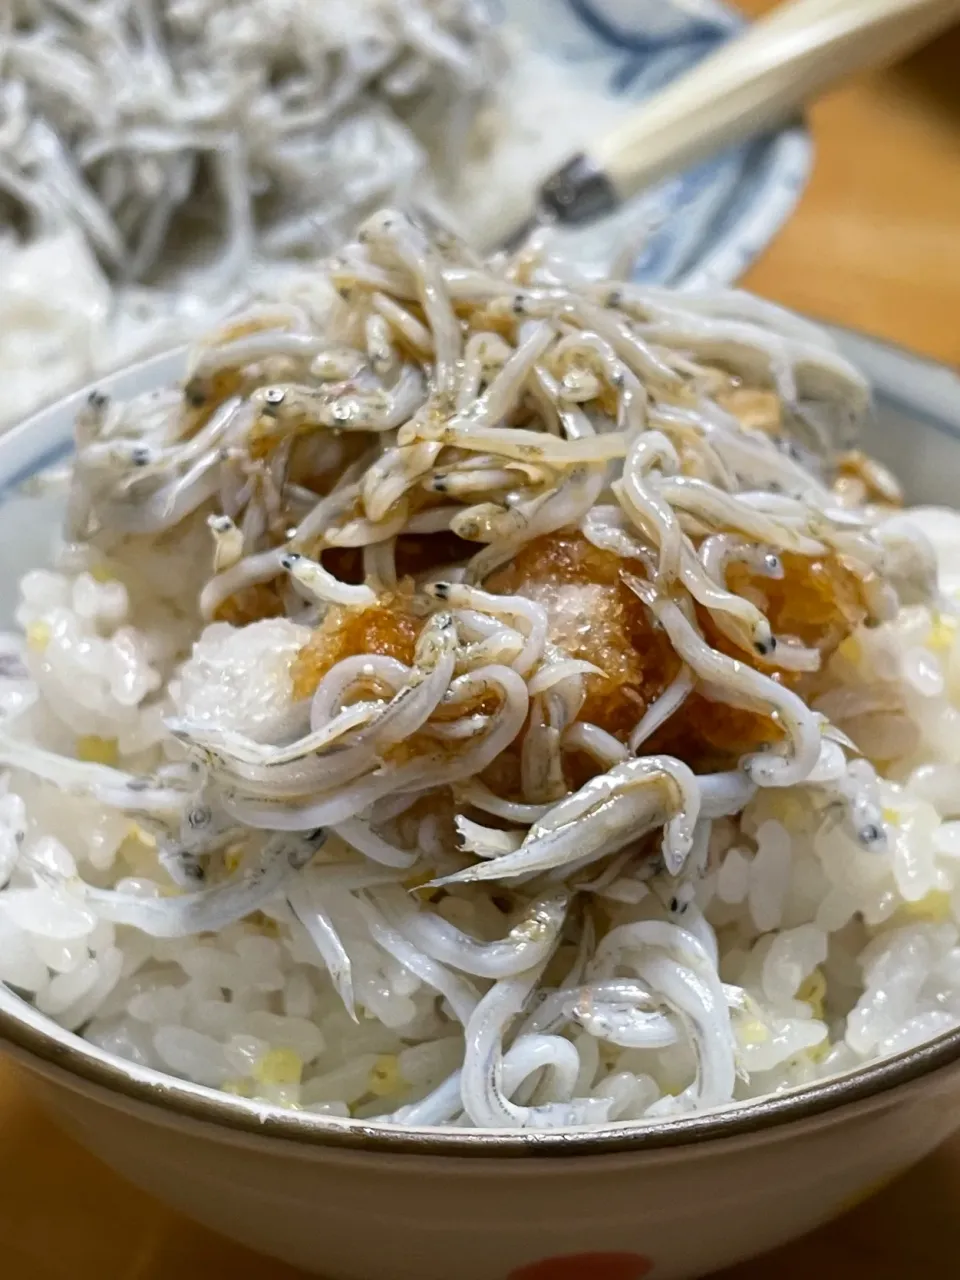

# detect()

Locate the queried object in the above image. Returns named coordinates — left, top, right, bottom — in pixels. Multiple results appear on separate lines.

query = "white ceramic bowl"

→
left=2, top=333, right=960, bottom=1280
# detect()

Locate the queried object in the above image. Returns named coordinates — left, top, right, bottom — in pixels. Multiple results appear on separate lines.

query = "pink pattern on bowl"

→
left=507, top=1250, right=654, bottom=1280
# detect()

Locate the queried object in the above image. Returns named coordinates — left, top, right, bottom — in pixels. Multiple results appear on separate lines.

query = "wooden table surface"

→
left=4, top=7, right=960, bottom=1279
left=741, top=0, right=960, bottom=366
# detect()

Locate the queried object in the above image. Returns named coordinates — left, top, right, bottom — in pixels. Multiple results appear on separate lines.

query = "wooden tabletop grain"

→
left=740, top=0, right=960, bottom=366
left=3, top=6, right=960, bottom=1279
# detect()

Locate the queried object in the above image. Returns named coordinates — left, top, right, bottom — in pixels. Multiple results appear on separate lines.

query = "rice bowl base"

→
left=5, top=954, right=960, bottom=1280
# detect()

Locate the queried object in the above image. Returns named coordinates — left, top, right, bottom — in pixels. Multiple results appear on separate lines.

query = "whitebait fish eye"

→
left=2, top=206, right=949, bottom=1135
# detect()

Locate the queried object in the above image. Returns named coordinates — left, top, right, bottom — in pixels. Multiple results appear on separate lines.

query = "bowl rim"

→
left=5, top=982, right=960, bottom=1157
left=3, top=333, right=960, bottom=1159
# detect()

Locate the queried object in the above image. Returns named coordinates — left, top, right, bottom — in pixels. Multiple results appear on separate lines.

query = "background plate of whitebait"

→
left=0, top=0, right=810, bottom=434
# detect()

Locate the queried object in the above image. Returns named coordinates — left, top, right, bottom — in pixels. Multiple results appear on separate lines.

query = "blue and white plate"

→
left=503, top=0, right=811, bottom=285
left=0, top=0, right=809, bottom=440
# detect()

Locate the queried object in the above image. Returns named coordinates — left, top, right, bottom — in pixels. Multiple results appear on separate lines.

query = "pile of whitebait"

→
left=1, top=208, right=955, bottom=1129
left=0, top=0, right=504, bottom=424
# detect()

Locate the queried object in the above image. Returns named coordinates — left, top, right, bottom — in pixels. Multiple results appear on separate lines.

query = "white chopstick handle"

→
left=591, top=0, right=960, bottom=201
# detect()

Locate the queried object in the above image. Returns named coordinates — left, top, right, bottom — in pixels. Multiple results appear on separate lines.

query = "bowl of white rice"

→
left=2, top=217, right=960, bottom=1280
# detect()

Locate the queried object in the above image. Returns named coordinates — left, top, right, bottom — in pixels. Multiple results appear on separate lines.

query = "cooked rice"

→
left=2, top=210, right=960, bottom=1129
